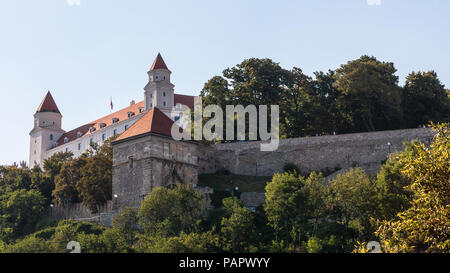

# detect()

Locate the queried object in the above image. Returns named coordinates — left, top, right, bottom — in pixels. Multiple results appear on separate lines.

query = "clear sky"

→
left=0, top=0, right=449, bottom=165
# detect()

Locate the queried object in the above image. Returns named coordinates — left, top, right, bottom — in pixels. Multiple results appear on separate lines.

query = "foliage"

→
left=139, top=185, right=205, bottom=237
left=112, top=207, right=139, bottom=246
left=402, top=71, right=450, bottom=128
left=200, top=56, right=450, bottom=138
left=51, top=139, right=113, bottom=212
left=329, top=168, right=378, bottom=240
left=220, top=197, right=256, bottom=252
left=333, top=55, right=403, bottom=132
left=0, top=189, right=45, bottom=237
left=136, top=231, right=221, bottom=253
left=376, top=123, right=450, bottom=253
left=264, top=172, right=307, bottom=250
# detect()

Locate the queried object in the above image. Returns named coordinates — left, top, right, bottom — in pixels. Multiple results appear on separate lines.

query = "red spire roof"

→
left=114, top=107, right=181, bottom=142
left=150, top=53, right=169, bottom=70
left=37, top=91, right=60, bottom=113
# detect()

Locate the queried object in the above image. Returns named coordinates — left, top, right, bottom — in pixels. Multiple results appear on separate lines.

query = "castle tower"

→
left=29, top=91, right=65, bottom=168
left=144, top=53, right=174, bottom=112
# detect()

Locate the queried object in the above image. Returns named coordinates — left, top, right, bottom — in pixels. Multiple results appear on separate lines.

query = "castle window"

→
left=163, top=101, right=166, bottom=106
left=50, top=134, right=53, bottom=141
left=155, top=76, right=158, bottom=80
left=113, top=129, right=117, bottom=136
left=150, top=103, right=152, bottom=108
left=163, top=92, right=166, bottom=97
left=65, top=148, right=68, bottom=152
left=64, top=137, right=69, bottom=143
left=125, top=125, right=128, bottom=131
left=102, top=134, right=106, bottom=141
left=174, top=116, right=180, bottom=122
left=90, top=138, right=93, bottom=144
left=128, top=156, right=134, bottom=169
left=78, top=143, right=81, bottom=151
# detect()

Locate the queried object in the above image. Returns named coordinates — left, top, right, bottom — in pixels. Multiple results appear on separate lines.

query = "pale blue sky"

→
left=0, top=0, right=449, bottom=165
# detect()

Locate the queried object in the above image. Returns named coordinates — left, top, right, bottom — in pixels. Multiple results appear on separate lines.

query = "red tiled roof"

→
left=57, top=101, right=145, bottom=146
left=174, top=94, right=195, bottom=111
left=114, top=107, right=182, bottom=142
left=37, top=91, right=60, bottom=114
left=150, top=53, right=169, bottom=70
left=55, top=93, right=196, bottom=147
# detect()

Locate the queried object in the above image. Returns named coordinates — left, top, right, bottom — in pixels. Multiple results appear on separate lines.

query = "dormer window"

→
left=127, top=112, right=135, bottom=118
left=77, top=132, right=82, bottom=138
left=89, top=127, right=96, bottom=133
left=139, top=107, right=144, bottom=113
left=99, top=123, right=107, bottom=129
left=64, top=137, right=69, bottom=144
left=112, top=118, right=119, bottom=124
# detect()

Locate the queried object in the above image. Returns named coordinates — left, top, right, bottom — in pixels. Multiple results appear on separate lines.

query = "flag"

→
left=110, top=97, right=113, bottom=111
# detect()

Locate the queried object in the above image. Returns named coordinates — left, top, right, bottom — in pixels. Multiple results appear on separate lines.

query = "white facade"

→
left=45, top=113, right=144, bottom=160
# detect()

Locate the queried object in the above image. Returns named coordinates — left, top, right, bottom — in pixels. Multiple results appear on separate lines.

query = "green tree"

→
left=52, top=157, right=86, bottom=205
left=43, top=151, right=73, bottom=185
left=112, top=207, right=139, bottom=247
left=329, top=168, right=378, bottom=240
left=334, top=55, right=403, bottom=132
left=136, top=231, right=220, bottom=253
left=3, top=235, right=54, bottom=253
left=76, top=138, right=113, bottom=213
left=373, top=142, right=419, bottom=221
left=402, top=71, right=450, bottom=128
left=0, top=189, right=45, bottom=237
left=139, top=185, right=205, bottom=237
left=0, top=166, right=32, bottom=192
left=219, top=197, right=256, bottom=252
left=264, top=173, right=307, bottom=250
left=376, top=123, right=450, bottom=253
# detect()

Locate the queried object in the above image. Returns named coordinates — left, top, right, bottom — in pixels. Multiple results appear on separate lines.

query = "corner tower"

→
left=29, top=91, right=65, bottom=168
left=144, top=53, right=174, bottom=112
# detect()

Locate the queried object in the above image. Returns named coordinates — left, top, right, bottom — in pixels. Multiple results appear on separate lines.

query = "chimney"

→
left=130, top=100, right=135, bottom=106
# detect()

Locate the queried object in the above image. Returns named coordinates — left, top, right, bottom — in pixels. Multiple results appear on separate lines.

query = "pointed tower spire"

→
left=37, top=91, right=60, bottom=113
left=150, top=53, right=169, bottom=71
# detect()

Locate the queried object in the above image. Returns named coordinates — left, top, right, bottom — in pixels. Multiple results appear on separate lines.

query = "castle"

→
left=29, top=53, right=197, bottom=169
left=33, top=54, right=434, bottom=219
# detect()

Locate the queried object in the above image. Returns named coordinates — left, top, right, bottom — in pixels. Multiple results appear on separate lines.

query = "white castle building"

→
left=29, top=54, right=196, bottom=168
